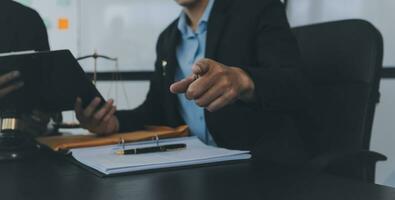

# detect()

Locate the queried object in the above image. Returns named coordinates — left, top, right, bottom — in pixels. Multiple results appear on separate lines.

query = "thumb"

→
left=192, top=58, right=214, bottom=76
left=170, top=75, right=196, bottom=94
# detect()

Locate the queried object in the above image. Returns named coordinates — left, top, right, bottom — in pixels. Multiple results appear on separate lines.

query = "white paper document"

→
left=70, top=137, right=251, bottom=175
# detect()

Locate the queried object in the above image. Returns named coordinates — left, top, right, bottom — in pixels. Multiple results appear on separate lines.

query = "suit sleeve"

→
left=243, top=0, right=311, bottom=111
left=115, top=34, right=166, bottom=132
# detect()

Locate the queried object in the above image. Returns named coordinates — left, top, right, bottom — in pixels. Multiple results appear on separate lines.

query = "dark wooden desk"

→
left=2, top=150, right=395, bottom=200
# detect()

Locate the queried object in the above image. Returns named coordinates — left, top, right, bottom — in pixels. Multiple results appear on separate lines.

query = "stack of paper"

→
left=70, top=137, right=251, bottom=175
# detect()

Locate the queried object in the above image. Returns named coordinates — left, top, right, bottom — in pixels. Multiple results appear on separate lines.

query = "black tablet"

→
left=0, top=50, right=105, bottom=112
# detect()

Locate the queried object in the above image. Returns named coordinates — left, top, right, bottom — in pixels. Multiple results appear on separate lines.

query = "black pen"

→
left=116, top=143, right=187, bottom=155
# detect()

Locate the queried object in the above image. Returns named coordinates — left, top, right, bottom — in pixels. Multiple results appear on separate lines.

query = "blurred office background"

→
left=13, top=0, right=395, bottom=187
left=286, top=0, right=395, bottom=188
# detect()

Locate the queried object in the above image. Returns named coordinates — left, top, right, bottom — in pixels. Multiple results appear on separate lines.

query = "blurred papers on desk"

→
left=71, top=137, right=251, bottom=175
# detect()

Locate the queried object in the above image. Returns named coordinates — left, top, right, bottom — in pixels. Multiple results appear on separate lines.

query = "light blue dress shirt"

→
left=175, top=0, right=216, bottom=146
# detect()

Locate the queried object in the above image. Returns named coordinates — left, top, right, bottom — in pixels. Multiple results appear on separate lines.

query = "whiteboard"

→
left=78, top=0, right=180, bottom=72
left=14, top=0, right=181, bottom=72
left=287, top=0, right=395, bottom=67
left=20, top=0, right=395, bottom=69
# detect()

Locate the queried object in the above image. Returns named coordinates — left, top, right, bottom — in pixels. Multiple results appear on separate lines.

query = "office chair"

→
left=292, top=19, right=387, bottom=183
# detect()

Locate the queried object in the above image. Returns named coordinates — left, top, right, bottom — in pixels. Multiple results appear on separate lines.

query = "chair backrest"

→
left=292, top=20, right=383, bottom=156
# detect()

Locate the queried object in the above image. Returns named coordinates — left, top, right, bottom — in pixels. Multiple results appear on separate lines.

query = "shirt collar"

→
left=177, top=0, right=215, bottom=38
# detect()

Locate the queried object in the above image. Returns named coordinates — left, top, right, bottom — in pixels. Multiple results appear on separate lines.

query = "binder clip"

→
left=118, top=137, right=125, bottom=151
left=153, top=135, right=160, bottom=147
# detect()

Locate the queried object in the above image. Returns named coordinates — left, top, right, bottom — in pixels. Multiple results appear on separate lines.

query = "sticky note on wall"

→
left=58, top=18, right=69, bottom=30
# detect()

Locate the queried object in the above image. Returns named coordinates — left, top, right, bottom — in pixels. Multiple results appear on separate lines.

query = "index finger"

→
left=0, top=82, right=24, bottom=98
left=83, top=97, right=102, bottom=118
left=74, top=97, right=83, bottom=116
left=0, top=71, right=20, bottom=86
left=170, top=75, right=196, bottom=94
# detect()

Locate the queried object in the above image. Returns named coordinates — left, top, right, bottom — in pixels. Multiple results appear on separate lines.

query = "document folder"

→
left=37, top=125, right=189, bottom=152
left=70, top=136, right=251, bottom=176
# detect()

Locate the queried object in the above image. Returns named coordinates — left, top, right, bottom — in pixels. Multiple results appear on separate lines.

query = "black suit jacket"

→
left=0, top=1, right=49, bottom=53
left=116, top=0, right=311, bottom=162
left=0, top=1, right=59, bottom=132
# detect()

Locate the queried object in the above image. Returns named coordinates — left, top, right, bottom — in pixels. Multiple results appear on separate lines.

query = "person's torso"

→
left=156, top=0, right=301, bottom=150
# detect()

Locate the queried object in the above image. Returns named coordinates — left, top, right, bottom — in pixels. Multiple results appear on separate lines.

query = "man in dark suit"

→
left=76, top=0, right=310, bottom=162
left=0, top=0, right=50, bottom=98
